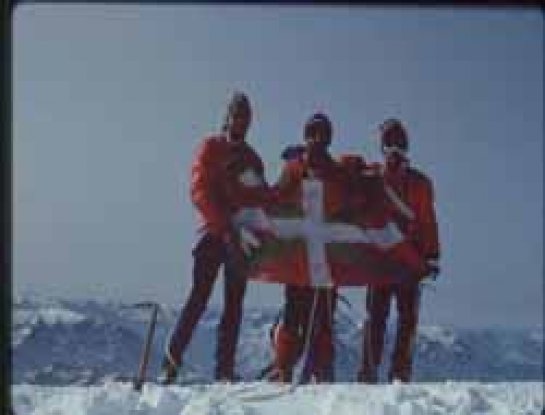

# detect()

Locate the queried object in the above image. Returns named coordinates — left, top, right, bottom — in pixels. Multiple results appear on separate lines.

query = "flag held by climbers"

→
left=233, top=177, right=426, bottom=287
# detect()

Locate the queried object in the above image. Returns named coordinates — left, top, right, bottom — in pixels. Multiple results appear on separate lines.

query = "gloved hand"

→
left=281, top=145, right=306, bottom=162
left=424, top=258, right=440, bottom=281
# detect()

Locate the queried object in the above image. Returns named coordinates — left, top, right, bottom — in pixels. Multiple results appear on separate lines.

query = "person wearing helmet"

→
left=161, top=91, right=270, bottom=383
left=358, top=118, right=441, bottom=383
left=280, top=144, right=306, bottom=162
left=269, top=113, right=350, bottom=383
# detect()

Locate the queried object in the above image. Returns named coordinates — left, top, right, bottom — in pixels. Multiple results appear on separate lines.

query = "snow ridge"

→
left=12, top=381, right=544, bottom=415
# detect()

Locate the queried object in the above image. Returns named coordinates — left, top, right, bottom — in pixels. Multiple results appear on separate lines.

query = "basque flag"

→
left=233, top=178, right=426, bottom=287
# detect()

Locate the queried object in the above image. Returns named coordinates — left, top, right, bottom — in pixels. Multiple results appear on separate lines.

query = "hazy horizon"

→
left=12, top=5, right=543, bottom=329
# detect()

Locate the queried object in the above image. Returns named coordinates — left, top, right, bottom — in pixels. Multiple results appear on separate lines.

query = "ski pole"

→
left=291, top=289, right=319, bottom=390
left=133, top=302, right=159, bottom=391
left=362, top=287, right=376, bottom=383
left=255, top=310, right=283, bottom=381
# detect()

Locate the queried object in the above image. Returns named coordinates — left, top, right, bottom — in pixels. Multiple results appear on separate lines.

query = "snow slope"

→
left=12, top=381, right=544, bottom=415
left=10, top=296, right=544, bottom=415
left=12, top=296, right=543, bottom=386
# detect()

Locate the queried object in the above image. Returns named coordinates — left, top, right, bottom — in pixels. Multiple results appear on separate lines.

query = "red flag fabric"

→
left=233, top=178, right=426, bottom=287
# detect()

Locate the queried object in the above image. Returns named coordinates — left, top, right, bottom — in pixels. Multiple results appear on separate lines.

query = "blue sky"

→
left=12, top=5, right=543, bottom=328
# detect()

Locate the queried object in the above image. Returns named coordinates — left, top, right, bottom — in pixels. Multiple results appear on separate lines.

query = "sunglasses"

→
left=382, top=144, right=407, bottom=156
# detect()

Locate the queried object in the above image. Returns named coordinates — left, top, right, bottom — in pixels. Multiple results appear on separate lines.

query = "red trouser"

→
left=166, top=232, right=247, bottom=380
left=359, top=282, right=421, bottom=383
left=273, top=285, right=336, bottom=383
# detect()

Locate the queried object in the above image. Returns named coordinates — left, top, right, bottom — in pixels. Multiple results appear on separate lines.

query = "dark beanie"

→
left=222, top=91, right=252, bottom=132
left=304, top=112, right=332, bottom=144
left=228, top=91, right=251, bottom=115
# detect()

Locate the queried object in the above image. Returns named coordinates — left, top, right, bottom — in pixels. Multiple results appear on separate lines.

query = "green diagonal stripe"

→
left=247, top=237, right=306, bottom=268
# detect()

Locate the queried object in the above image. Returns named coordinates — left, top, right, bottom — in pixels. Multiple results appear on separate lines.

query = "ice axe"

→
left=132, top=301, right=160, bottom=392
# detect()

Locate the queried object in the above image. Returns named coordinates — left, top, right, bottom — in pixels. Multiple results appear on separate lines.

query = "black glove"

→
left=424, top=258, right=440, bottom=281
left=281, top=145, right=306, bottom=161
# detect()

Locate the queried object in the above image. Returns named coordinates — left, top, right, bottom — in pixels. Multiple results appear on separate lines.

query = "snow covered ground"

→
left=12, top=381, right=544, bottom=415
left=10, top=296, right=545, bottom=414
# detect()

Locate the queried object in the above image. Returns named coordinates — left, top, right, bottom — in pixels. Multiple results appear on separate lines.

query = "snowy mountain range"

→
left=12, top=296, right=543, bottom=387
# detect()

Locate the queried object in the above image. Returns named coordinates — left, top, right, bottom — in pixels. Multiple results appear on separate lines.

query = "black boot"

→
left=357, top=368, right=378, bottom=384
left=159, top=356, right=179, bottom=385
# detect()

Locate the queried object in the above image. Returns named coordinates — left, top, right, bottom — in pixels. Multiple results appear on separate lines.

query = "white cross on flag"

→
left=233, top=178, right=426, bottom=287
